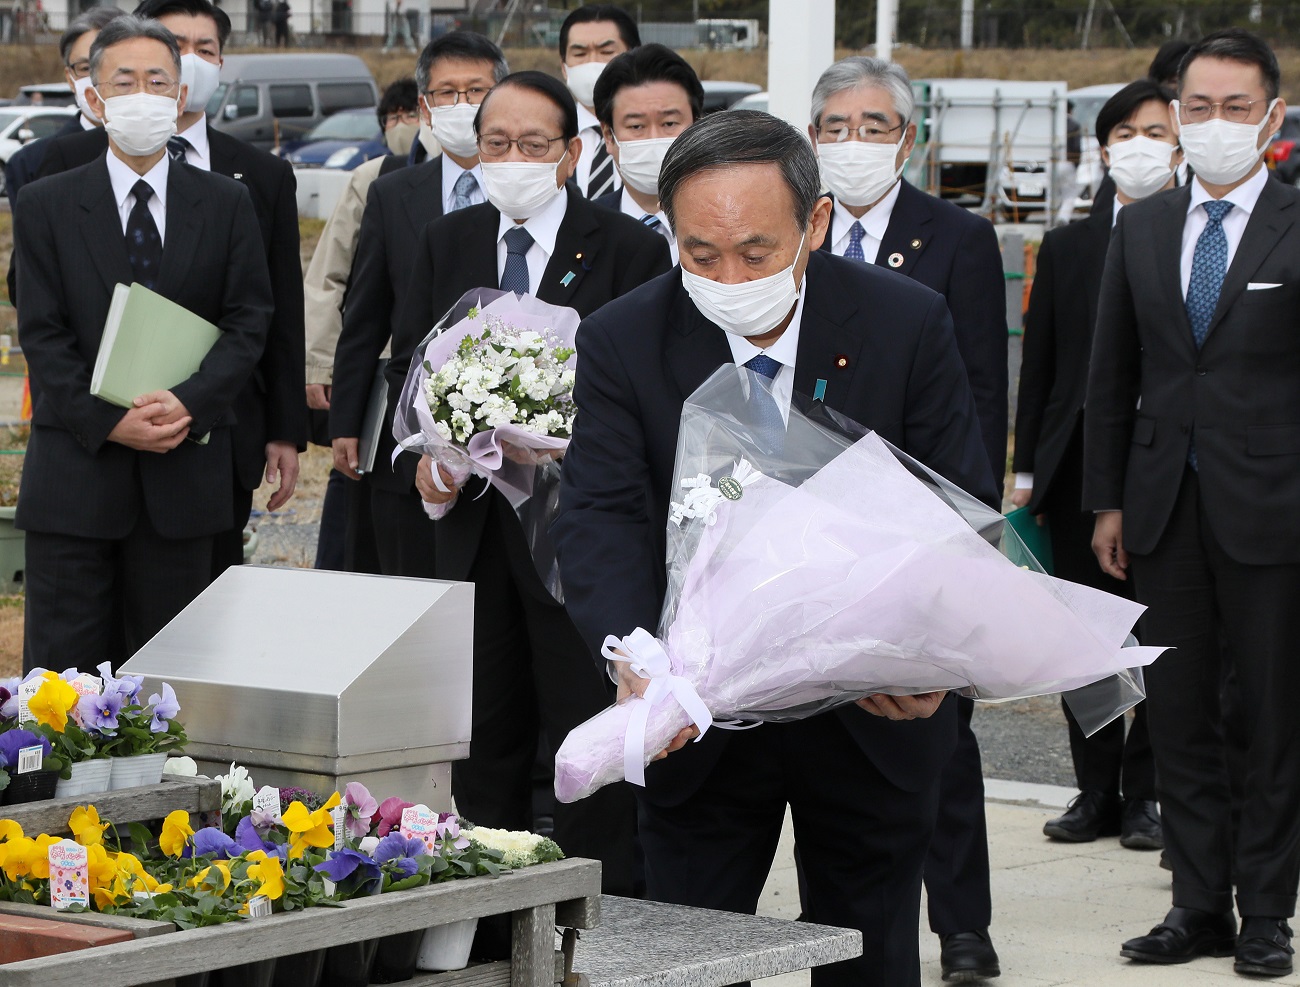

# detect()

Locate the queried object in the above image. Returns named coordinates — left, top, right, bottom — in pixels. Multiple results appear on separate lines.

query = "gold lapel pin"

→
left=910, top=238, right=922, bottom=249
left=888, top=252, right=904, bottom=268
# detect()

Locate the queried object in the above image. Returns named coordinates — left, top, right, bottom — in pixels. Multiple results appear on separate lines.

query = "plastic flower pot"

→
left=53, top=758, right=113, bottom=799
left=108, top=752, right=169, bottom=790
left=415, top=917, right=478, bottom=972
left=273, top=948, right=326, bottom=987
left=2, top=770, right=58, bottom=805
left=214, top=958, right=277, bottom=987
left=369, top=928, right=424, bottom=983
left=321, top=938, right=378, bottom=987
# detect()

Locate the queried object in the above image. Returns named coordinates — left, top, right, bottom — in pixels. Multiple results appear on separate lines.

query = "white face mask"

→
left=1175, top=98, right=1277, bottom=186
left=563, top=61, right=605, bottom=109
left=385, top=120, right=419, bottom=157
left=682, top=233, right=807, bottom=338
left=179, top=53, right=220, bottom=112
left=98, top=90, right=179, bottom=157
left=480, top=151, right=567, bottom=220
left=613, top=135, right=675, bottom=197
left=816, top=138, right=905, bottom=208
left=429, top=99, right=480, bottom=158
left=1106, top=136, right=1176, bottom=200
left=417, top=119, right=440, bottom=158
left=73, top=75, right=101, bottom=123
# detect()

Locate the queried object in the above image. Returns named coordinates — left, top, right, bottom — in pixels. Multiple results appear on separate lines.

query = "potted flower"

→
left=20, top=670, right=109, bottom=797
left=89, top=664, right=187, bottom=790
left=0, top=727, right=63, bottom=804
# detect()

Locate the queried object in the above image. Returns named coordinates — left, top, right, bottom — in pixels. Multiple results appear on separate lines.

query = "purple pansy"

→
left=147, top=683, right=180, bottom=733
left=0, top=729, right=51, bottom=770
left=76, top=690, right=123, bottom=733
left=96, top=661, right=143, bottom=703
left=189, top=827, right=236, bottom=859
left=343, top=782, right=378, bottom=840
left=435, top=813, right=470, bottom=851
left=233, top=815, right=286, bottom=861
left=373, top=832, right=426, bottom=878
left=315, top=848, right=382, bottom=897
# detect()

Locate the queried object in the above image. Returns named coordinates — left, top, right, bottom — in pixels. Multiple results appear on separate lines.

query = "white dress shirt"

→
left=722, top=282, right=807, bottom=422
left=574, top=103, right=620, bottom=197
left=79, top=113, right=97, bottom=131
left=173, top=114, right=212, bottom=171
left=495, top=187, right=569, bottom=294
left=1180, top=164, right=1269, bottom=298
left=616, top=186, right=677, bottom=265
left=441, top=154, right=485, bottom=213
left=106, top=149, right=169, bottom=244
left=830, top=180, right=902, bottom=263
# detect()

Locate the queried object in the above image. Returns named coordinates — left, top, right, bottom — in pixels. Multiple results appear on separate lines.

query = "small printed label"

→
left=17, top=679, right=40, bottom=725
left=195, top=808, right=223, bottom=832
left=718, top=476, right=743, bottom=501
left=48, top=840, right=89, bottom=910
left=247, top=896, right=273, bottom=919
left=16, top=745, right=43, bottom=775
left=68, top=674, right=102, bottom=699
left=332, top=804, right=346, bottom=851
left=399, top=804, right=440, bottom=855
left=252, top=786, right=282, bottom=823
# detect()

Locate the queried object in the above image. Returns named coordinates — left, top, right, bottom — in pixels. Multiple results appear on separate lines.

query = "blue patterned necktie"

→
left=1184, top=199, right=1234, bottom=471
left=125, top=180, right=162, bottom=290
left=844, top=220, right=866, bottom=262
left=166, top=135, right=190, bottom=163
left=500, top=226, right=533, bottom=295
left=451, top=171, right=478, bottom=212
left=640, top=212, right=661, bottom=231
left=744, top=353, right=785, bottom=454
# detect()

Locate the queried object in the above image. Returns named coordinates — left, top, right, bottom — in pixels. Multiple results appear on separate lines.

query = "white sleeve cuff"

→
left=1014, top=472, right=1034, bottom=491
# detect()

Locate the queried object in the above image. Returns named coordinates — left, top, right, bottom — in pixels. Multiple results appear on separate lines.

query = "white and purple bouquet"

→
left=553, top=366, right=1164, bottom=803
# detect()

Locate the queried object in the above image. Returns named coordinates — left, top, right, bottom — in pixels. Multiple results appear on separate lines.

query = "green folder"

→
left=91, top=282, right=221, bottom=410
left=1005, top=506, right=1054, bottom=575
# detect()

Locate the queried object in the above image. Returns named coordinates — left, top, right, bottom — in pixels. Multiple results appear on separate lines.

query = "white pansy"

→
left=217, top=762, right=255, bottom=812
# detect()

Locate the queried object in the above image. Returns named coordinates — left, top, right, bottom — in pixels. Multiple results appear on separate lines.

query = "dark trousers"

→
left=1041, top=432, right=1154, bottom=800
left=924, top=697, right=992, bottom=935
left=211, top=484, right=254, bottom=578
left=371, top=485, right=440, bottom=579
left=23, top=512, right=212, bottom=672
left=639, top=714, right=940, bottom=987
left=343, top=474, right=382, bottom=574
left=1130, top=469, right=1300, bottom=918
left=449, top=497, right=638, bottom=896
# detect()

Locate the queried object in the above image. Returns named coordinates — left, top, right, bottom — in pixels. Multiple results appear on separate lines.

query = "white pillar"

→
left=961, top=0, right=975, bottom=49
left=766, top=0, right=835, bottom=132
left=875, top=0, right=896, bottom=62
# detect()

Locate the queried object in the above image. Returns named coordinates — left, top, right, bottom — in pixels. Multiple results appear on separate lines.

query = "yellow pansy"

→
left=159, top=810, right=194, bottom=858
left=69, top=805, right=107, bottom=847
left=190, top=859, right=231, bottom=891
left=244, top=849, right=285, bottom=904
left=282, top=792, right=341, bottom=859
left=0, top=820, right=24, bottom=843
left=29, top=676, right=78, bottom=733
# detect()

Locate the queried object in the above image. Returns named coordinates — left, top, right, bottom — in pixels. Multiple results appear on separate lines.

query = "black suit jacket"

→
left=1013, top=199, right=1112, bottom=513
left=1084, top=177, right=1300, bottom=563
left=35, top=124, right=307, bottom=490
left=553, top=252, right=998, bottom=804
left=4, top=114, right=86, bottom=303
left=821, top=180, right=1008, bottom=487
left=593, top=189, right=621, bottom=212
left=12, top=154, right=273, bottom=540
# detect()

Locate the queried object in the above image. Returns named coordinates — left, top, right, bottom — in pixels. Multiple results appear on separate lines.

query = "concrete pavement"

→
left=755, top=780, right=1300, bottom=986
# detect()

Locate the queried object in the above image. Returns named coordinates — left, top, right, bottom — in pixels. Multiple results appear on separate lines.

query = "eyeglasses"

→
left=66, top=59, right=91, bottom=80
left=426, top=87, right=490, bottom=107
left=382, top=110, right=418, bottom=127
left=1178, top=98, right=1266, bottom=124
left=477, top=133, right=566, bottom=158
left=97, top=76, right=178, bottom=97
left=818, top=120, right=906, bottom=144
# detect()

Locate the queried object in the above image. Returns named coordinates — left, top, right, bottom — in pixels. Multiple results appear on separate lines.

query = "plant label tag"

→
left=16, top=745, right=43, bottom=775
left=332, top=804, right=346, bottom=850
left=68, top=675, right=102, bottom=699
left=252, top=786, right=282, bottom=823
left=196, top=808, right=223, bottom=832
left=247, top=896, right=272, bottom=919
left=17, top=679, right=40, bottom=725
left=48, top=840, right=89, bottom=910
left=399, top=804, right=440, bottom=854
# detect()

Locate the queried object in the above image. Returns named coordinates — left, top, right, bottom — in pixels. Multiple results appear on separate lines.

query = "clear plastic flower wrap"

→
left=393, top=288, right=580, bottom=600
left=553, top=365, right=1162, bottom=803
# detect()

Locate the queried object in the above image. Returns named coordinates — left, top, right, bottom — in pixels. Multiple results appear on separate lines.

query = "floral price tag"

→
left=16, top=679, right=39, bottom=725
left=16, top=745, right=43, bottom=774
left=68, top=674, right=102, bottom=699
left=252, top=786, right=282, bottom=823
left=399, top=804, right=440, bottom=855
left=48, top=840, right=89, bottom=910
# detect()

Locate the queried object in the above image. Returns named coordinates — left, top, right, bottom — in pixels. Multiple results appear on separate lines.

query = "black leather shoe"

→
left=939, top=929, right=1001, bottom=982
left=1043, top=791, right=1121, bottom=842
left=1235, top=917, right=1294, bottom=977
left=1119, top=799, right=1164, bottom=850
left=1120, top=907, right=1237, bottom=963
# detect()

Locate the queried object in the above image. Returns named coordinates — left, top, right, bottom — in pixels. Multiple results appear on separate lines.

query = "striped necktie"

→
left=167, top=135, right=190, bottom=163
left=640, top=213, right=662, bottom=231
left=587, top=141, right=615, bottom=198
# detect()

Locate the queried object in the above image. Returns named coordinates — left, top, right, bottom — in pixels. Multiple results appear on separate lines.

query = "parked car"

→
left=206, top=53, right=379, bottom=152
left=0, top=105, right=77, bottom=196
left=730, top=91, right=768, bottom=113
left=1268, top=107, right=1300, bottom=185
left=701, top=80, right=761, bottom=114
left=13, top=82, right=76, bottom=107
left=278, top=107, right=387, bottom=170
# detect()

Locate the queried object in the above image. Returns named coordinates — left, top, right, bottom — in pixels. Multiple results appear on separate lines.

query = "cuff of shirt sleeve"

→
left=1014, top=472, right=1033, bottom=490
left=306, top=364, right=334, bottom=386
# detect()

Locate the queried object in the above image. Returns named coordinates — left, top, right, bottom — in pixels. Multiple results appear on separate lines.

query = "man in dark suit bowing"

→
left=553, top=110, right=996, bottom=987
left=1086, top=29, right=1300, bottom=976
left=1013, top=80, right=1177, bottom=853
left=13, top=15, right=271, bottom=670
left=809, top=56, right=1007, bottom=981
left=328, top=30, right=507, bottom=577
left=37, top=0, right=306, bottom=574
left=394, top=71, right=671, bottom=896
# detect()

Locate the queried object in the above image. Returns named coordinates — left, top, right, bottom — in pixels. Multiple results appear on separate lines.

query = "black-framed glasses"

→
left=382, top=110, right=419, bottom=127
left=66, top=59, right=91, bottom=80
left=1178, top=98, right=1266, bottom=124
left=818, top=120, right=906, bottom=144
left=426, top=86, right=491, bottom=107
left=477, top=133, right=566, bottom=158
left=98, top=75, right=178, bottom=97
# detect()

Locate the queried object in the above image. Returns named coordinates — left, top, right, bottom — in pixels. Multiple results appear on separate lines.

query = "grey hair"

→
left=659, top=110, right=822, bottom=233
left=88, top=14, right=181, bottom=84
left=415, top=31, right=510, bottom=95
left=59, top=5, right=126, bottom=64
left=811, top=56, right=914, bottom=130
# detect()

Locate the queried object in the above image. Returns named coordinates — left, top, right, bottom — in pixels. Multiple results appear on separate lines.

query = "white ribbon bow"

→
left=601, top=628, right=714, bottom=788
left=668, top=460, right=761, bottom=526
